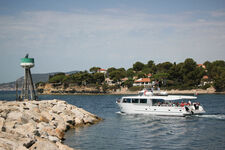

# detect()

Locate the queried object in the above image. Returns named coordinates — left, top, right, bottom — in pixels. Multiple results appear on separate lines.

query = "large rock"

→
left=29, top=137, right=59, bottom=150
left=0, top=99, right=102, bottom=150
left=7, top=111, right=23, bottom=120
left=0, top=117, right=4, bottom=131
left=13, top=122, right=37, bottom=137
left=0, top=131, right=35, bottom=149
left=56, top=141, right=74, bottom=150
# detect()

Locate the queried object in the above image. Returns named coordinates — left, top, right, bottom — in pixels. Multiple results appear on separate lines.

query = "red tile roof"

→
left=203, top=75, right=209, bottom=80
left=98, top=69, right=107, bottom=71
left=121, top=77, right=128, bottom=81
left=134, top=78, right=150, bottom=83
left=147, top=73, right=152, bottom=77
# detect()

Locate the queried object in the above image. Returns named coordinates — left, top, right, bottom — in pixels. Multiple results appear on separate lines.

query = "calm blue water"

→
left=1, top=91, right=225, bottom=150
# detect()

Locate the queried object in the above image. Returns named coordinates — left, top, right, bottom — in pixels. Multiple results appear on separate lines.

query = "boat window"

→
left=140, top=99, right=147, bottom=103
left=132, top=99, right=139, bottom=103
left=123, top=98, right=131, bottom=103
left=152, top=99, right=164, bottom=104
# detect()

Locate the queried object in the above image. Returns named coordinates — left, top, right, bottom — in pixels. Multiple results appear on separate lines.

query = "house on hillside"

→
left=147, top=73, right=152, bottom=78
left=121, top=77, right=128, bottom=82
left=105, top=77, right=128, bottom=86
left=97, top=68, right=107, bottom=74
left=197, top=64, right=206, bottom=69
left=199, top=75, right=213, bottom=87
left=201, top=75, right=211, bottom=86
left=105, top=78, right=114, bottom=85
left=133, top=78, right=151, bottom=86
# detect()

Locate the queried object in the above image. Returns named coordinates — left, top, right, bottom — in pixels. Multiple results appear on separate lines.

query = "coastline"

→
left=0, top=99, right=102, bottom=150
left=37, top=91, right=225, bottom=95
left=37, top=88, right=225, bottom=95
left=1, top=87, right=225, bottom=95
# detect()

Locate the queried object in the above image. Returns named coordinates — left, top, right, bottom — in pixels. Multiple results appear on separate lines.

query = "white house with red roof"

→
left=199, top=75, right=212, bottom=86
left=98, top=68, right=107, bottom=74
left=133, top=78, right=151, bottom=86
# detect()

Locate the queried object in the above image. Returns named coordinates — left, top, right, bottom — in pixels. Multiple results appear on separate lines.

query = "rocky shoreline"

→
left=32, top=83, right=225, bottom=95
left=39, top=88, right=225, bottom=95
left=0, top=99, right=102, bottom=150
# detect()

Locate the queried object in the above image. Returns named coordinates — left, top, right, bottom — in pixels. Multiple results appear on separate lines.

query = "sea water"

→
left=1, top=92, right=225, bottom=150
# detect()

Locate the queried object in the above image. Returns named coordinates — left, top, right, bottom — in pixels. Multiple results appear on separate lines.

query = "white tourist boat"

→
left=116, top=89, right=205, bottom=116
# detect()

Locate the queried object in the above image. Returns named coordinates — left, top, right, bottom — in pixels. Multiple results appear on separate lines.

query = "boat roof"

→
left=121, top=95, right=197, bottom=100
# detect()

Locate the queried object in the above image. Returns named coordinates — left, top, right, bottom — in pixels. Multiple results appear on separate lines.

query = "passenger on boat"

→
left=180, top=102, right=184, bottom=107
left=157, top=102, right=161, bottom=106
left=188, top=100, right=191, bottom=105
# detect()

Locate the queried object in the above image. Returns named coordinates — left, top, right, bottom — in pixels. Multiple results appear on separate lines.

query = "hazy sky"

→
left=0, top=0, right=225, bottom=83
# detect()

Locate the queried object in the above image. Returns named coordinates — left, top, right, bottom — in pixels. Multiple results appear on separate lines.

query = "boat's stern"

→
left=192, top=105, right=206, bottom=115
left=187, top=104, right=206, bottom=115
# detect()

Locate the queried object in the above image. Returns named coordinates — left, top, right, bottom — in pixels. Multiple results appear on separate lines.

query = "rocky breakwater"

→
left=0, top=99, right=102, bottom=150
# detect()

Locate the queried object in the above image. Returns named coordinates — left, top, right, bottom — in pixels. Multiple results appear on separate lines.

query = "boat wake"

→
left=196, top=114, right=225, bottom=120
left=116, top=111, right=127, bottom=115
left=116, top=111, right=225, bottom=120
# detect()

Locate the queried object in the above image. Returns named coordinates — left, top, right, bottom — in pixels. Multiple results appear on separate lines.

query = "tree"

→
left=102, top=83, right=109, bottom=93
left=89, top=67, right=101, bottom=73
left=109, top=69, right=126, bottom=83
left=71, top=72, right=83, bottom=85
left=182, top=58, right=197, bottom=73
left=107, top=67, right=116, bottom=74
left=133, top=61, right=145, bottom=72
left=147, top=60, right=155, bottom=68
left=62, top=75, right=74, bottom=83
left=181, top=58, right=204, bottom=87
left=126, top=68, right=135, bottom=78
left=93, top=73, right=105, bottom=84
left=117, top=68, right=126, bottom=72
left=49, top=73, right=66, bottom=83
left=152, top=73, right=169, bottom=87
left=212, top=60, right=225, bottom=68
left=123, top=79, right=134, bottom=88
left=142, top=65, right=151, bottom=74
left=156, top=62, right=173, bottom=73
left=137, top=72, right=146, bottom=78
left=203, top=61, right=211, bottom=70
left=167, top=62, right=183, bottom=87
left=81, top=71, right=94, bottom=85
left=153, top=73, right=169, bottom=80
left=209, top=60, right=225, bottom=91
left=213, top=70, right=225, bottom=92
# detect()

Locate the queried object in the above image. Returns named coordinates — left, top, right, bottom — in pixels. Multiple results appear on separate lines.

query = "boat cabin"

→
left=116, top=91, right=205, bottom=116
left=122, top=98, right=148, bottom=104
left=119, top=97, right=195, bottom=108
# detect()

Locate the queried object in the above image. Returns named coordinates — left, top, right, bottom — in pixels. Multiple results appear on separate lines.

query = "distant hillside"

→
left=0, top=71, right=79, bottom=91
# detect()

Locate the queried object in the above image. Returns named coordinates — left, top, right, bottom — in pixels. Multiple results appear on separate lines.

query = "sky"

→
left=0, top=0, right=225, bottom=83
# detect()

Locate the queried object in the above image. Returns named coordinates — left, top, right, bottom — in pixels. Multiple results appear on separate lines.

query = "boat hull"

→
left=116, top=93, right=206, bottom=117
left=117, top=103, right=192, bottom=117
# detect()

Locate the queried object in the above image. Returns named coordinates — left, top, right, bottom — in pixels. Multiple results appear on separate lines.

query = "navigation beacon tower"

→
left=20, top=54, right=37, bottom=100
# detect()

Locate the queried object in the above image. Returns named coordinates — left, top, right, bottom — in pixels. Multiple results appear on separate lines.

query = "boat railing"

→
left=153, top=102, right=196, bottom=107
